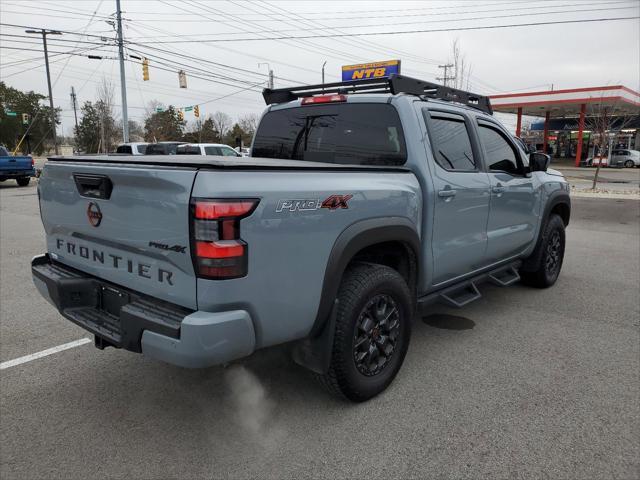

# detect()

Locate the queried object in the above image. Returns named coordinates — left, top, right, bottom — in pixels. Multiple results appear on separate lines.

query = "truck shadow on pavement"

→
left=422, top=313, right=475, bottom=330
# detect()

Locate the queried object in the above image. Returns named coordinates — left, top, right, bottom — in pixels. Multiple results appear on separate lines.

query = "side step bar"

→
left=417, top=261, right=522, bottom=313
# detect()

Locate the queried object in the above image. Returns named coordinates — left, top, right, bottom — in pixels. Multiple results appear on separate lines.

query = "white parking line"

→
left=0, top=338, right=92, bottom=370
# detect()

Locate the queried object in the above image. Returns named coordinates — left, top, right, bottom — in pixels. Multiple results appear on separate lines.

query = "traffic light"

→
left=142, top=57, right=149, bottom=81
left=21, top=113, right=30, bottom=125
left=193, top=105, right=200, bottom=118
left=178, top=109, right=184, bottom=121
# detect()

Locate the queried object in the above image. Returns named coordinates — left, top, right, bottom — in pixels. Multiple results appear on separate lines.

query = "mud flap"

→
left=292, top=300, right=339, bottom=375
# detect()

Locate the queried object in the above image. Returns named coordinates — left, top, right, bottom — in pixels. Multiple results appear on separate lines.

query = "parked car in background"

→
left=115, top=143, right=148, bottom=155
left=0, top=145, right=35, bottom=187
left=176, top=143, right=242, bottom=157
left=238, top=147, right=251, bottom=157
left=611, top=149, right=640, bottom=168
left=144, top=142, right=185, bottom=155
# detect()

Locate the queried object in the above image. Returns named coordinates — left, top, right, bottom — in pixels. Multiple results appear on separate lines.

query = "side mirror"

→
left=530, top=152, right=551, bottom=172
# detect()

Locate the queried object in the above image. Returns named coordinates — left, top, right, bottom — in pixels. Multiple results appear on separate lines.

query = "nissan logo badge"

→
left=87, top=202, right=102, bottom=227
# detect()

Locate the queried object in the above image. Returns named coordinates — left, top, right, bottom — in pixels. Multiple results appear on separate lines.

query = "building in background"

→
left=490, top=86, right=640, bottom=165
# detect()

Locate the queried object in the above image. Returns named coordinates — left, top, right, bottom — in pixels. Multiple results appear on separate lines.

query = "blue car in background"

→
left=0, top=145, right=35, bottom=187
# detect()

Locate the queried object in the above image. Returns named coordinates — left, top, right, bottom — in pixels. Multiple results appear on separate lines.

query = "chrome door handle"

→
left=438, top=189, right=457, bottom=198
left=492, top=186, right=506, bottom=194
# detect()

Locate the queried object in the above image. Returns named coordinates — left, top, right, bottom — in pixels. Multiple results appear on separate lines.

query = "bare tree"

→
left=95, top=78, right=118, bottom=152
left=586, top=99, right=635, bottom=189
left=451, top=39, right=472, bottom=91
left=238, top=113, right=260, bottom=139
left=211, top=111, right=232, bottom=140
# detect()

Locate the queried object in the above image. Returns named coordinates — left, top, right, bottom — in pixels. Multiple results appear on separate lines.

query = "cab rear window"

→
left=252, top=103, right=407, bottom=166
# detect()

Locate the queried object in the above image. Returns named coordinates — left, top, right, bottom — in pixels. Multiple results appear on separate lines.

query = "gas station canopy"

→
left=490, top=85, right=640, bottom=117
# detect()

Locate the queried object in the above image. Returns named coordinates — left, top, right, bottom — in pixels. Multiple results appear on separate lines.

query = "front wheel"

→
left=624, top=160, right=635, bottom=168
left=16, top=177, right=30, bottom=187
left=521, top=214, right=566, bottom=288
left=318, top=263, right=412, bottom=402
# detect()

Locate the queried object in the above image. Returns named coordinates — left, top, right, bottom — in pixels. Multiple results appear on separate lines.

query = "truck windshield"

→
left=252, top=103, right=407, bottom=165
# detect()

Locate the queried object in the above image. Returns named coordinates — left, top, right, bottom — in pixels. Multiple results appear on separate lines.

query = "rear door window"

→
left=424, top=112, right=476, bottom=171
left=252, top=103, right=407, bottom=165
left=145, top=144, right=165, bottom=155
left=176, top=146, right=201, bottom=155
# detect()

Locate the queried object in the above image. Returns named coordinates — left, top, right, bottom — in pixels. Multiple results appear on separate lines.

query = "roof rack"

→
left=262, top=74, right=493, bottom=115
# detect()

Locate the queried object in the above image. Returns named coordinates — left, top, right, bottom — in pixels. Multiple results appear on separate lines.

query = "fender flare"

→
left=522, top=189, right=571, bottom=272
left=292, top=217, right=420, bottom=374
left=543, top=189, right=571, bottom=227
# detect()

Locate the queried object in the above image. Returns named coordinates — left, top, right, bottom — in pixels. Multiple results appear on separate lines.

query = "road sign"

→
left=184, top=106, right=193, bottom=112
left=156, top=107, right=164, bottom=113
left=5, top=111, right=17, bottom=117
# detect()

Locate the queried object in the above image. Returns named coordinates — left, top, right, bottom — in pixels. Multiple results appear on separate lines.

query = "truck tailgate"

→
left=38, top=161, right=197, bottom=309
left=0, top=155, right=32, bottom=172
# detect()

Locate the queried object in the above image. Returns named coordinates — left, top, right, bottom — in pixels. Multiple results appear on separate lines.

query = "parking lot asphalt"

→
left=1, top=180, right=639, bottom=479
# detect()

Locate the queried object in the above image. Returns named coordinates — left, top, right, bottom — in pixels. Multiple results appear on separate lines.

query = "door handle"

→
left=438, top=189, right=457, bottom=198
left=492, top=186, right=506, bottom=194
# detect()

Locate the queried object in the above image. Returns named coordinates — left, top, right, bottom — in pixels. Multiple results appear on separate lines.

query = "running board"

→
left=439, top=282, right=481, bottom=308
left=488, top=266, right=520, bottom=287
left=417, top=260, right=522, bottom=313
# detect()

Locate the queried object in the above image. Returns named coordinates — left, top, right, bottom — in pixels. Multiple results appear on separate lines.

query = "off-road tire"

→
left=521, top=213, right=565, bottom=288
left=16, top=177, right=30, bottom=187
left=317, top=263, right=412, bottom=402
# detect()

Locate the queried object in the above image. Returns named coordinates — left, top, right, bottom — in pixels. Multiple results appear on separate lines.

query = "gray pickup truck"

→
left=32, top=76, right=570, bottom=401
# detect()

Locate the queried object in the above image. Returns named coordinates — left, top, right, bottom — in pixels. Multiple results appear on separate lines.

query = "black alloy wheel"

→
left=353, top=294, right=401, bottom=377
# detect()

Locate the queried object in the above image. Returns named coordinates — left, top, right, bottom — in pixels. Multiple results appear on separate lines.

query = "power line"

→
left=120, top=0, right=633, bottom=23
left=138, top=16, right=640, bottom=43
left=124, top=1, right=635, bottom=38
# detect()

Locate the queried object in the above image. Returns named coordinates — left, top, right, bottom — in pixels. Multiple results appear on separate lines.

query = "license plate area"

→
left=98, top=285, right=130, bottom=317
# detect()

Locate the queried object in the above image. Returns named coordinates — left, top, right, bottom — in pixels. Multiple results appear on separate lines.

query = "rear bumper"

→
left=0, top=168, right=36, bottom=178
left=31, top=254, right=255, bottom=368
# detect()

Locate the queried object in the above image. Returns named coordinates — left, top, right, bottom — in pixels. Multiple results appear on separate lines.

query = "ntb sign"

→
left=341, top=60, right=401, bottom=81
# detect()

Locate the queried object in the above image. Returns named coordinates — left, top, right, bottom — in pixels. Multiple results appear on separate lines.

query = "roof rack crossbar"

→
left=262, top=74, right=492, bottom=114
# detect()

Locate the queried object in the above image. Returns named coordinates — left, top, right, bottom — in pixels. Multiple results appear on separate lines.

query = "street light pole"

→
left=26, top=28, right=61, bottom=155
left=322, top=61, right=327, bottom=84
left=115, top=0, right=129, bottom=143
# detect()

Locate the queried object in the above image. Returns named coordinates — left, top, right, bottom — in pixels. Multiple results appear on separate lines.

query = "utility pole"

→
left=115, top=0, right=129, bottom=143
left=25, top=28, right=61, bottom=154
left=436, top=63, right=455, bottom=87
left=70, top=86, right=79, bottom=134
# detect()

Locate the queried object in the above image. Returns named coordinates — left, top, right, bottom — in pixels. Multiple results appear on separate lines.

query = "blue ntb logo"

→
left=341, top=60, right=401, bottom=82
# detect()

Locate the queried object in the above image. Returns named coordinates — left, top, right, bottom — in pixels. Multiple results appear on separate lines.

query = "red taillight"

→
left=31, top=157, right=34, bottom=167
left=191, top=199, right=258, bottom=279
left=301, top=94, right=347, bottom=105
left=194, top=200, right=256, bottom=220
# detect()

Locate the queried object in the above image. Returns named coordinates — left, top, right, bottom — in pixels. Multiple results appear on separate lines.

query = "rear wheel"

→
left=317, top=263, right=412, bottom=402
left=624, top=160, right=635, bottom=168
left=16, top=177, right=30, bottom=187
left=521, top=214, right=565, bottom=288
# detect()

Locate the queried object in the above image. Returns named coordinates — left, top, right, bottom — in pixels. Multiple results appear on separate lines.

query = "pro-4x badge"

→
left=276, top=194, right=353, bottom=212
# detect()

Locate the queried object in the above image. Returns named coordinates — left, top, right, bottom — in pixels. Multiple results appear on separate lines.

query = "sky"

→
left=1, top=0, right=639, bottom=137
